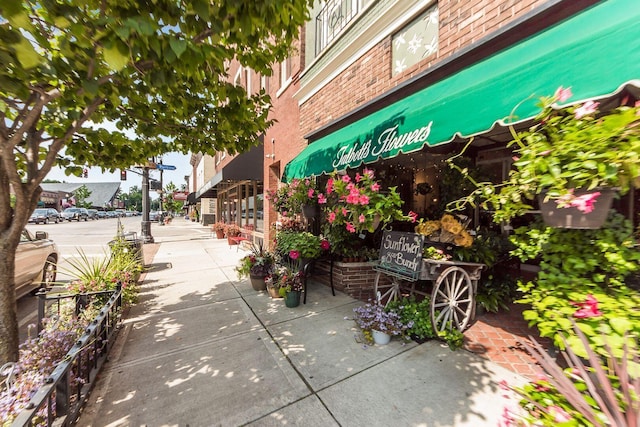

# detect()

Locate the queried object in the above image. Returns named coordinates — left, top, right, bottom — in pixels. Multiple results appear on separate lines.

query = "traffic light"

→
left=82, top=168, right=88, bottom=178
left=120, top=169, right=127, bottom=181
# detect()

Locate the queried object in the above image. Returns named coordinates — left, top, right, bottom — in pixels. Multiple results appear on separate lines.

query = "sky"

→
left=44, top=152, right=192, bottom=194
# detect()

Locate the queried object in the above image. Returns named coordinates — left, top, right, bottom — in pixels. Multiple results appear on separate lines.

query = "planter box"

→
left=311, top=259, right=391, bottom=302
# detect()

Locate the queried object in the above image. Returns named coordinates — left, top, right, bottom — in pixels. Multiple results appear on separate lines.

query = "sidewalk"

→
left=78, top=219, right=527, bottom=426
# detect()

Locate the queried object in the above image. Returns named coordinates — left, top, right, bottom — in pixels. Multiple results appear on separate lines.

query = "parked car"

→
left=61, top=207, right=89, bottom=221
left=28, top=208, right=61, bottom=224
left=87, top=209, right=99, bottom=220
left=15, top=229, right=58, bottom=299
left=96, top=210, right=107, bottom=219
left=149, top=211, right=160, bottom=221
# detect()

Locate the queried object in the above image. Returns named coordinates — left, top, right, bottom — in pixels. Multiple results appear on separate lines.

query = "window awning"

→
left=196, top=144, right=264, bottom=199
left=282, top=0, right=640, bottom=182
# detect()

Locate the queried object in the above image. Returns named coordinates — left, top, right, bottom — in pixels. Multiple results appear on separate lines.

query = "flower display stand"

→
left=538, top=188, right=615, bottom=229
left=284, top=290, right=301, bottom=307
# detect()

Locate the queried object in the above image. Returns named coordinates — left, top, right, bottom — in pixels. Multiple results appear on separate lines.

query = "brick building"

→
left=193, top=0, right=640, bottom=245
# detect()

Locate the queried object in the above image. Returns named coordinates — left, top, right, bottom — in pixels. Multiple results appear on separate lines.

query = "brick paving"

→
left=464, top=303, right=554, bottom=380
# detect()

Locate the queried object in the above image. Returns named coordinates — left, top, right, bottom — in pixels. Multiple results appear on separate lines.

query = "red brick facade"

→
left=299, top=0, right=546, bottom=137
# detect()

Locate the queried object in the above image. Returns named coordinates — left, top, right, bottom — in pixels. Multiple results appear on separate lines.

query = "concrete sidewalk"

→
left=78, top=219, right=526, bottom=426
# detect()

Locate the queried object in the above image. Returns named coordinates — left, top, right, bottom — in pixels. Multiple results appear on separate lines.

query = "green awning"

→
left=282, top=0, right=640, bottom=182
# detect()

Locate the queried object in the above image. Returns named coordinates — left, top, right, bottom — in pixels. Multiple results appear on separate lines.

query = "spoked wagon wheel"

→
left=430, top=266, right=474, bottom=334
left=373, top=273, right=403, bottom=306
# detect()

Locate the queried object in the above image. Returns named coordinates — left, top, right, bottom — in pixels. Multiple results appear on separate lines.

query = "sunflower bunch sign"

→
left=414, top=214, right=473, bottom=247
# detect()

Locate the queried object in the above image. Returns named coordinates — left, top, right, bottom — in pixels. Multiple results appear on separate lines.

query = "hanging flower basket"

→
left=538, top=188, right=616, bottom=229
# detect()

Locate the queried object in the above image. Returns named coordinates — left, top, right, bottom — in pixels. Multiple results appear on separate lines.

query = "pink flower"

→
left=408, top=211, right=418, bottom=223
left=341, top=175, right=351, bottom=183
left=341, top=207, right=348, bottom=216
left=363, top=168, right=375, bottom=179
left=289, top=250, right=300, bottom=260
left=320, top=240, right=330, bottom=250
left=554, top=86, right=573, bottom=102
left=318, top=193, right=327, bottom=204
left=359, top=214, right=366, bottom=223
left=358, top=194, right=370, bottom=205
left=355, top=173, right=362, bottom=182
left=326, top=178, right=334, bottom=194
left=307, top=188, right=315, bottom=199
left=557, top=191, right=601, bottom=213
left=539, top=150, right=551, bottom=156
left=328, top=211, right=336, bottom=223
left=574, top=100, right=599, bottom=119
left=512, top=156, right=519, bottom=162
left=572, top=294, right=603, bottom=318
left=370, top=183, right=380, bottom=192
left=548, top=405, right=572, bottom=423
left=346, top=222, right=356, bottom=233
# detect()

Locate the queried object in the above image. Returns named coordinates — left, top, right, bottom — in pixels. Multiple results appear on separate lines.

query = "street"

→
left=18, top=216, right=153, bottom=342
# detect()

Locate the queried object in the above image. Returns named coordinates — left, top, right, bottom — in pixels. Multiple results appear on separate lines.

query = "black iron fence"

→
left=11, top=285, right=122, bottom=426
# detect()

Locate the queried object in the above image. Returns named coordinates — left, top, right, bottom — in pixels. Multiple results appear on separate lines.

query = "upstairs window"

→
left=392, top=5, right=439, bottom=76
left=315, top=0, right=363, bottom=56
left=280, top=57, right=292, bottom=87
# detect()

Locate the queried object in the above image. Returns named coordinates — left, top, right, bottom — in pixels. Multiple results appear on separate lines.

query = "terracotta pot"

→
left=267, top=286, right=283, bottom=298
left=215, top=230, right=225, bottom=239
left=538, top=188, right=615, bottom=229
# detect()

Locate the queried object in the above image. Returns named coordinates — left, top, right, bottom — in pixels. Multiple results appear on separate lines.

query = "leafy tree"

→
left=163, top=182, right=182, bottom=214
left=0, top=0, right=312, bottom=363
left=74, top=185, right=92, bottom=208
left=126, top=185, right=143, bottom=212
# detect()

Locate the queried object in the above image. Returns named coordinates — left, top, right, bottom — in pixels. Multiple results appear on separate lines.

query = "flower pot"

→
left=249, top=274, right=267, bottom=291
left=267, top=286, right=283, bottom=299
left=284, top=290, right=301, bottom=307
left=372, top=329, right=391, bottom=345
left=215, top=230, right=225, bottom=239
left=302, top=203, right=320, bottom=219
left=538, top=188, right=615, bottom=229
left=371, top=213, right=382, bottom=230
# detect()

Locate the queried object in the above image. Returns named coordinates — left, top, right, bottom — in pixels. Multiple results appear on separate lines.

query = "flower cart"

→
left=373, top=230, right=485, bottom=335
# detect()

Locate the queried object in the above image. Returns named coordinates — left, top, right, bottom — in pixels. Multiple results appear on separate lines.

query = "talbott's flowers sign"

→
left=332, top=121, right=433, bottom=169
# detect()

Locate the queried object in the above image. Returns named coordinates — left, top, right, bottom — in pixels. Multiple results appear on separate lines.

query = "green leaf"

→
left=609, top=317, right=633, bottom=335
left=14, top=36, right=42, bottom=69
left=169, top=38, right=188, bottom=58
left=103, top=43, right=129, bottom=71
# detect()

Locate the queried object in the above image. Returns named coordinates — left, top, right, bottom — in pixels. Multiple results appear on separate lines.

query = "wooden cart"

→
left=373, top=231, right=485, bottom=334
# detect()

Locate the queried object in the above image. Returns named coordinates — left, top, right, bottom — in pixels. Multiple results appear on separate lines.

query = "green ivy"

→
left=511, top=213, right=640, bottom=360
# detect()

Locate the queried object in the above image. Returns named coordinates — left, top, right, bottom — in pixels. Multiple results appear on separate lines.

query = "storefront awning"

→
left=196, top=144, right=264, bottom=199
left=282, top=0, right=640, bottom=182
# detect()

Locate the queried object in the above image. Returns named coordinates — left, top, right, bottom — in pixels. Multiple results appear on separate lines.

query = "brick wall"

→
left=300, top=0, right=546, bottom=137
left=312, top=260, right=392, bottom=302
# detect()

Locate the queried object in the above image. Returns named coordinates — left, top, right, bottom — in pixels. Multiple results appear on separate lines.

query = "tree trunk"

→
left=0, top=238, right=20, bottom=364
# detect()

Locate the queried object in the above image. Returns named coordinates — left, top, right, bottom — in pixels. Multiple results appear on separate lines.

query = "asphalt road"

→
left=18, top=216, right=151, bottom=342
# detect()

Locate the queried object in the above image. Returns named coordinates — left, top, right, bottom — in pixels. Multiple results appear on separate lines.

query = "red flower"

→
left=289, top=250, right=300, bottom=260
left=408, top=211, right=418, bottom=223
left=320, top=240, right=330, bottom=250
left=571, top=294, right=603, bottom=318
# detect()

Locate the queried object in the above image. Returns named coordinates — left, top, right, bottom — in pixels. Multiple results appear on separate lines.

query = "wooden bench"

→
left=228, top=225, right=254, bottom=251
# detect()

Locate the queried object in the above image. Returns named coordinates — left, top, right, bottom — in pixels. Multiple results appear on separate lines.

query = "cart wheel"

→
left=430, top=266, right=474, bottom=334
left=373, top=273, right=402, bottom=306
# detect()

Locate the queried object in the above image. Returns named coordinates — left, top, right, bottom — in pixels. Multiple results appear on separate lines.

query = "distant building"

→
left=40, top=182, right=121, bottom=210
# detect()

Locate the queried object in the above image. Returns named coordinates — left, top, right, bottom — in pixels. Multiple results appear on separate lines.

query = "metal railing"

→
left=11, top=285, right=122, bottom=426
left=315, top=0, right=362, bottom=55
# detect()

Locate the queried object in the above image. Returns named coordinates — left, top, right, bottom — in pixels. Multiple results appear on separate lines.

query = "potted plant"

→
left=458, top=86, right=640, bottom=228
left=352, top=301, right=409, bottom=345
left=324, top=169, right=417, bottom=234
left=212, top=222, right=226, bottom=239
left=387, top=296, right=437, bottom=343
left=274, top=230, right=329, bottom=270
left=225, top=223, right=241, bottom=245
left=266, top=178, right=327, bottom=217
left=265, top=270, right=283, bottom=299
left=234, top=243, right=274, bottom=291
left=275, top=265, right=304, bottom=307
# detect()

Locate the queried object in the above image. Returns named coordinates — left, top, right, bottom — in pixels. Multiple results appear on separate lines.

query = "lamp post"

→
left=141, top=166, right=154, bottom=243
